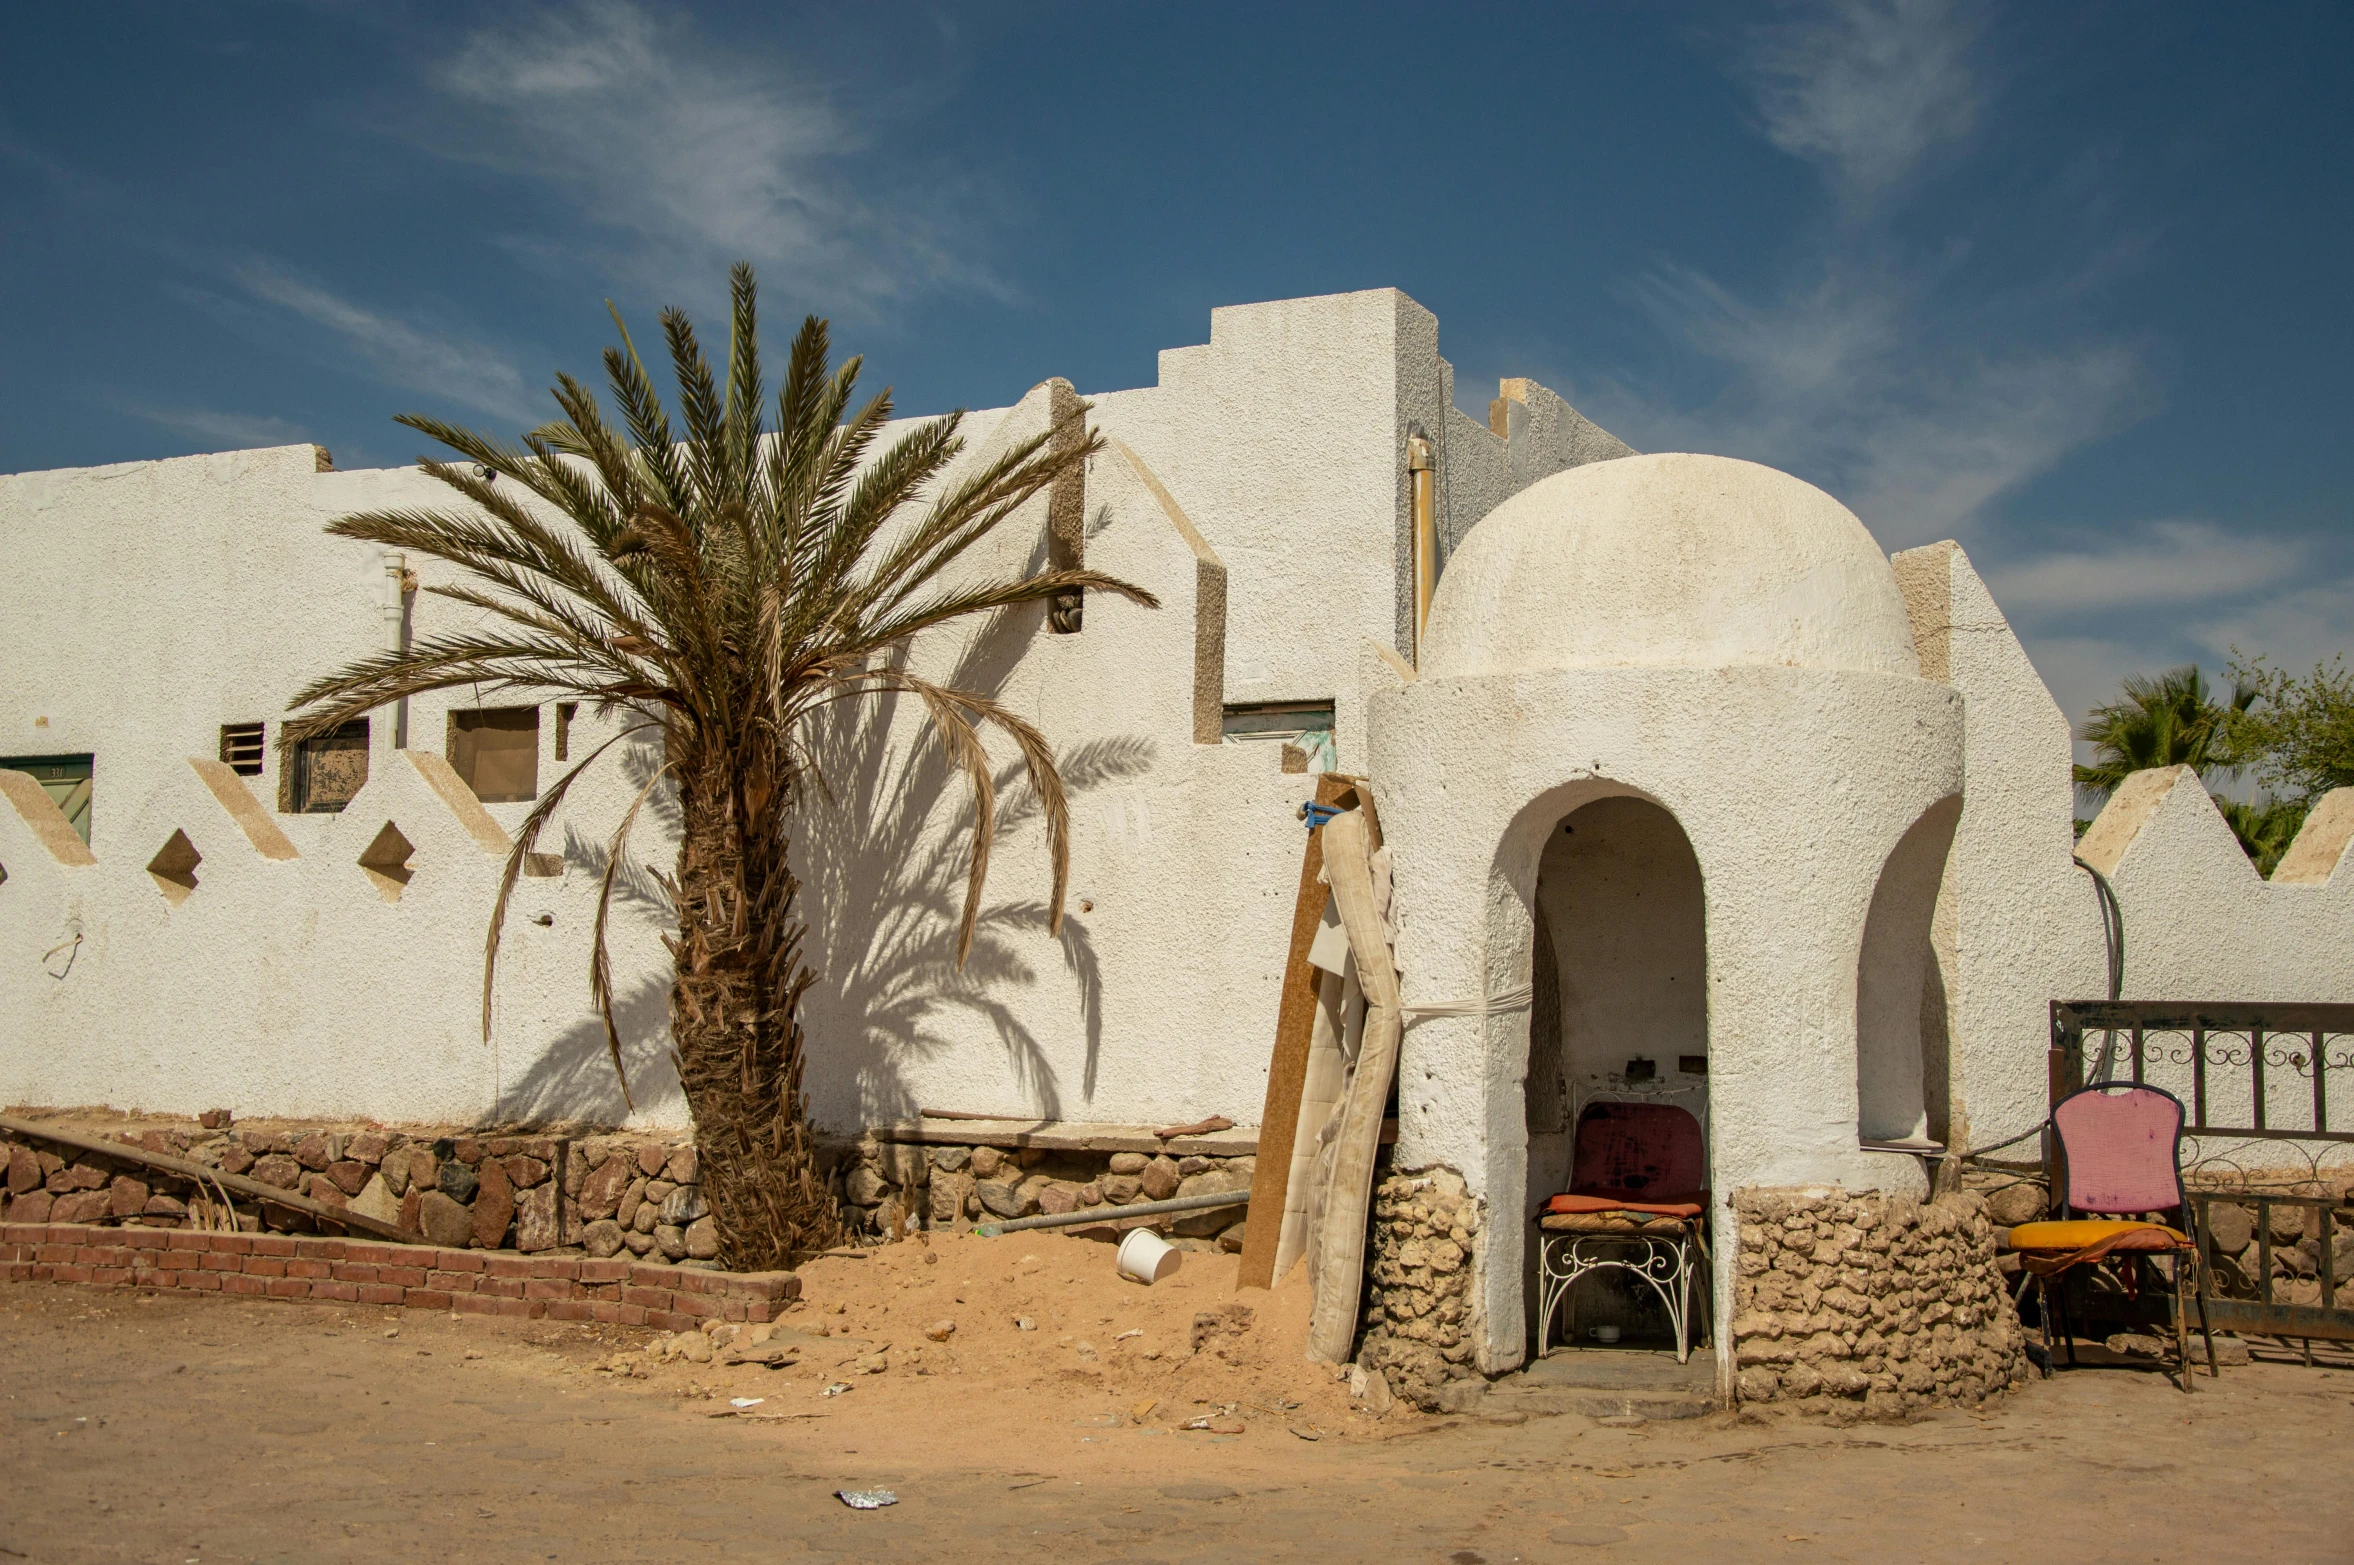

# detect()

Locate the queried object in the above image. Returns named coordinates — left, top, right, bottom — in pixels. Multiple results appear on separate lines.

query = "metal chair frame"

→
left=1536, top=1223, right=1710, bottom=1363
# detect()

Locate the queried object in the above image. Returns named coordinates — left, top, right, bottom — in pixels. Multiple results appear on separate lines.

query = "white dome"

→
left=1420, top=453, right=1919, bottom=680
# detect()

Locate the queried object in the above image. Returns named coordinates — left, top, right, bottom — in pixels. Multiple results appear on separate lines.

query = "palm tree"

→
left=284, top=264, right=1155, bottom=1269
left=2074, top=664, right=2253, bottom=806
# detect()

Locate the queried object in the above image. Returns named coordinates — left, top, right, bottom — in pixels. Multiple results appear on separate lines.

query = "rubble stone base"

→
left=1732, top=1187, right=2025, bottom=1417
left=1355, top=1167, right=1483, bottom=1411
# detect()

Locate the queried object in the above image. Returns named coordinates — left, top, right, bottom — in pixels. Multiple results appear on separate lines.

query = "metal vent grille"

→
left=219, top=722, right=265, bottom=776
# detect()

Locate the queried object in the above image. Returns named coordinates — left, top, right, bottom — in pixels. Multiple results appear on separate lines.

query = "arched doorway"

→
left=1855, top=796, right=1961, bottom=1149
left=1521, top=795, right=1709, bottom=1355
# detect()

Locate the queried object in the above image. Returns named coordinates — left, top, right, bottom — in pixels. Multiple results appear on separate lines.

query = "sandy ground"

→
left=4, top=1236, right=2353, bottom=1564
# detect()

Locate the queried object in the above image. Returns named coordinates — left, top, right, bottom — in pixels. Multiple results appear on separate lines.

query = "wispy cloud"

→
left=1564, top=2, right=2155, bottom=550
left=119, top=402, right=311, bottom=451
left=1737, top=0, right=1989, bottom=203
left=1586, top=259, right=2157, bottom=548
left=230, top=259, right=539, bottom=422
left=418, top=0, right=967, bottom=314
left=1987, top=521, right=2306, bottom=615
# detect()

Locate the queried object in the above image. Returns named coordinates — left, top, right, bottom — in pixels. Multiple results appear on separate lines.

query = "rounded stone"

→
left=582, top=1219, right=627, bottom=1258
left=683, top=1215, right=718, bottom=1260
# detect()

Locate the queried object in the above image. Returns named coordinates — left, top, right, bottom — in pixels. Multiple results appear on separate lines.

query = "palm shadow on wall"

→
left=796, top=600, right=1155, bottom=1127
left=499, top=738, right=683, bottom=1126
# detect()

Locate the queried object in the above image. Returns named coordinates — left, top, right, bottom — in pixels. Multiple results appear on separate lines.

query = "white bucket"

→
left=1116, top=1228, right=1182, bottom=1285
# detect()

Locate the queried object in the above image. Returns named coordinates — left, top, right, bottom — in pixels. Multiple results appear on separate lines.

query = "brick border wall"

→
left=0, top=1223, right=797, bottom=1332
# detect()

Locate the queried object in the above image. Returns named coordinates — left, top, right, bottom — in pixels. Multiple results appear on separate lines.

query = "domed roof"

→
left=1419, top=453, right=1919, bottom=680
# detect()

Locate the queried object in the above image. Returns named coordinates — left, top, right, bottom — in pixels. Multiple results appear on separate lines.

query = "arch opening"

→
left=1855, top=795, right=1962, bottom=1147
left=1520, top=795, right=1709, bottom=1357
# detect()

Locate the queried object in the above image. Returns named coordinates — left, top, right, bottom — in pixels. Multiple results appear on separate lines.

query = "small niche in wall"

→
left=147, top=829, right=202, bottom=906
left=1221, top=701, right=1337, bottom=774
left=281, top=720, right=368, bottom=814
left=448, top=706, right=540, bottom=803
left=358, top=821, right=415, bottom=902
left=218, top=722, right=266, bottom=776
left=1, top=753, right=93, bottom=844
left=554, top=702, right=578, bottom=762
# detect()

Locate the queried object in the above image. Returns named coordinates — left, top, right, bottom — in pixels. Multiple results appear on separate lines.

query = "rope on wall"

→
left=2072, top=854, right=2126, bottom=1080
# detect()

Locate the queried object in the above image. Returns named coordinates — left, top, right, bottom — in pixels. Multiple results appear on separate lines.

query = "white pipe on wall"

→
left=382, top=550, right=409, bottom=750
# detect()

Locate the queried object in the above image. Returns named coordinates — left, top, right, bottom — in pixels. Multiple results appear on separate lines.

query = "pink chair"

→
left=2009, top=1083, right=2218, bottom=1390
left=1535, top=1102, right=1710, bottom=1362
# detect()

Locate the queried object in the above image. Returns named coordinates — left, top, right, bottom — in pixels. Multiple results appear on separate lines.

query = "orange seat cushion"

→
left=1541, top=1211, right=1693, bottom=1235
left=1546, top=1191, right=1707, bottom=1219
left=2007, top=1219, right=2188, bottom=1252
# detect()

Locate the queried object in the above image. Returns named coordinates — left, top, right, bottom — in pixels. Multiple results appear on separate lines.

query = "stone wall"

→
left=0, top=1118, right=701, bottom=1262
left=842, top=1135, right=1254, bottom=1250
left=1731, top=1188, right=2026, bottom=1415
left=1353, top=1167, right=1484, bottom=1411
left=0, top=1221, right=797, bottom=1327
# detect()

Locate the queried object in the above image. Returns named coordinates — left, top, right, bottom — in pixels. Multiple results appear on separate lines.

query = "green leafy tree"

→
left=2224, top=652, right=2354, bottom=803
left=2216, top=796, right=2308, bottom=879
left=285, top=264, right=1155, bottom=1268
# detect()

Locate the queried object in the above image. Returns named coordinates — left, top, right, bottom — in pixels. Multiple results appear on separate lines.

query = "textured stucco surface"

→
left=1421, top=453, right=1920, bottom=681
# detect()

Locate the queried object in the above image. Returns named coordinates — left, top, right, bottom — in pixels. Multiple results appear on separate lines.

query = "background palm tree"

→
left=2075, top=663, right=2303, bottom=875
left=285, top=263, right=1155, bottom=1269
left=2073, top=664, right=2253, bottom=806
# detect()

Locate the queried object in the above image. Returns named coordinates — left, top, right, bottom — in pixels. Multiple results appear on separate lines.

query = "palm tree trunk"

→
left=671, top=760, right=842, bottom=1270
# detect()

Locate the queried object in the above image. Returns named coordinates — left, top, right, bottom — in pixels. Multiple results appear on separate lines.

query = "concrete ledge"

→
left=0, top=1222, right=797, bottom=1330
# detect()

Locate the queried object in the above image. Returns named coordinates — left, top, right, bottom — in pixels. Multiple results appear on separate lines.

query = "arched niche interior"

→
left=1521, top=794, right=1709, bottom=1351
left=1855, top=795, right=1962, bottom=1147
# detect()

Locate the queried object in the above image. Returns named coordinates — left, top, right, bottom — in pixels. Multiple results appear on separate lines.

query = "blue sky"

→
left=4, top=0, right=2348, bottom=728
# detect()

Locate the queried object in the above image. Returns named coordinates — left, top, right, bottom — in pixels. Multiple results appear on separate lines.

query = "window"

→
left=448, top=706, right=540, bottom=803
left=0, top=753, right=93, bottom=844
left=219, top=722, right=266, bottom=776
left=280, top=720, right=369, bottom=814
left=554, top=702, right=578, bottom=763
left=1220, top=701, right=1338, bottom=774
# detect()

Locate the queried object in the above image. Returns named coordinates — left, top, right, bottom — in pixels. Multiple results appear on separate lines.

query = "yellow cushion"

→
left=2007, top=1219, right=2186, bottom=1251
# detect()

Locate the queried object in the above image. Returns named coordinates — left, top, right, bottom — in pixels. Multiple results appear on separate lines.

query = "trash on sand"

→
left=822, top=1382, right=852, bottom=1397
left=1116, top=1228, right=1181, bottom=1285
left=835, top=1489, right=899, bottom=1510
left=1113, top=1328, right=1143, bottom=1341
left=729, top=1397, right=764, bottom=1409
left=1014, top=1316, right=1037, bottom=1331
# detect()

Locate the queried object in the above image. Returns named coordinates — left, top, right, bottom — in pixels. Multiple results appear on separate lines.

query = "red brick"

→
left=34, top=1244, right=73, bottom=1264
left=0, top=1263, right=27, bottom=1282
left=357, top=1284, right=404, bottom=1306
left=264, top=1278, right=310, bottom=1299
left=376, top=1265, right=428, bottom=1289
left=332, top=1263, right=377, bottom=1284
left=431, top=1249, right=486, bottom=1273
left=426, top=1270, right=477, bottom=1294
left=181, top=1271, right=220, bottom=1292
left=90, top=1266, right=132, bottom=1286
left=0, top=1223, right=38, bottom=1244
left=478, top=1277, right=524, bottom=1300
left=525, top=1256, right=581, bottom=1281
left=311, top=1280, right=360, bottom=1303
left=544, top=1300, right=594, bottom=1322
left=163, top=1231, right=208, bottom=1254
left=577, top=1259, right=630, bottom=1284
left=627, top=1262, right=677, bottom=1288
left=647, top=1310, right=696, bottom=1333
left=589, top=1301, right=647, bottom=1326
left=295, top=1238, right=347, bottom=1262
left=484, top=1255, right=531, bottom=1280
left=489, top=1297, right=543, bottom=1320
left=286, top=1258, right=331, bottom=1279
left=131, top=1269, right=177, bottom=1289
left=220, top=1273, right=266, bottom=1295
left=522, top=1279, right=572, bottom=1301
left=122, top=1229, right=167, bottom=1251
left=403, top=1289, right=454, bottom=1311
left=341, top=1241, right=404, bottom=1266
left=202, top=1253, right=241, bottom=1273
left=248, top=1235, right=297, bottom=1257
left=674, top=1270, right=723, bottom=1296
left=451, top=1294, right=498, bottom=1317
left=671, top=1291, right=723, bottom=1320
left=244, top=1258, right=286, bottom=1279
left=583, top=1282, right=618, bottom=1301
left=723, top=1302, right=749, bottom=1323
left=211, top=1234, right=256, bottom=1255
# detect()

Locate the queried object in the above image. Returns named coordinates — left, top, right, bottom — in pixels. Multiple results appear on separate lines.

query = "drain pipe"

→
left=1407, top=429, right=1437, bottom=665
left=971, top=1188, right=1249, bottom=1237
left=383, top=550, right=411, bottom=750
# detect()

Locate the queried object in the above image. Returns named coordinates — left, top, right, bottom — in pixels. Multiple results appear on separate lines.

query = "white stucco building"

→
left=4, top=287, right=2350, bottom=1385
